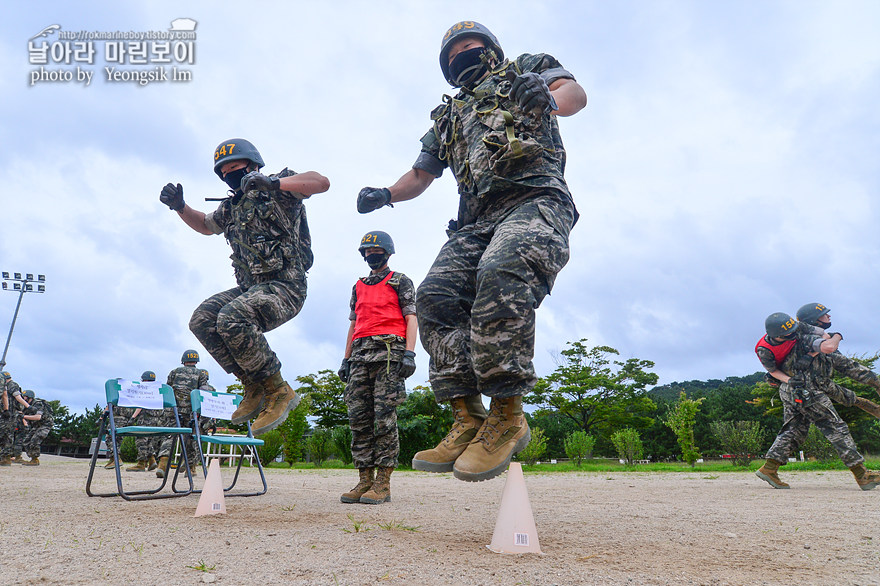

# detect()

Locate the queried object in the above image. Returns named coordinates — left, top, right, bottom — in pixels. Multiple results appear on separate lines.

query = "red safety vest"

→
left=754, top=336, right=796, bottom=367
left=352, top=272, right=407, bottom=340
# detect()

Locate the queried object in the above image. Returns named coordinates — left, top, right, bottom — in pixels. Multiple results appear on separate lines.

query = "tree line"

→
left=46, top=339, right=880, bottom=467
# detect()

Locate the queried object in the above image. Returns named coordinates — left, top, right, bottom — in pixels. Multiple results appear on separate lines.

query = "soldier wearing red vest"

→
left=338, top=231, right=418, bottom=504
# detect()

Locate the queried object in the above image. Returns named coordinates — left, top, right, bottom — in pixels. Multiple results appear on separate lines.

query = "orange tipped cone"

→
left=487, top=462, right=543, bottom=554
left=194, top=459, right=226, bottom=517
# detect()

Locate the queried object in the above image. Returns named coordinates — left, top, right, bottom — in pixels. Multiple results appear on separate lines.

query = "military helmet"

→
left=141, top=370, right=156, bottom=382
left=1, top=371, right=10, bottom=379
left=182, top=349, right=200, bottom=364
left=796, top=303, right=830, bottom=326
left=765, top=312, right=799, bottom=339
left=212, top=138, right=265, bottom=179
left=358, top=231, right=395, bottom=256
left=23, top=390, right=35, bottom=400
left=439, top=21, right=503, bottom=86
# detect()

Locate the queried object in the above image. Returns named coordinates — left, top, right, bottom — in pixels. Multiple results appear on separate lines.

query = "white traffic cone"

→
left=194, top=458, right=226, bottom=517
left=487, top=462, right=543, bottom=554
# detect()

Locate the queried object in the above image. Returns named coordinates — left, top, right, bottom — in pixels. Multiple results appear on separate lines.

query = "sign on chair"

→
left=117, top=379, right=164, bottom=409
left=198, top=391, right=236, bottom=420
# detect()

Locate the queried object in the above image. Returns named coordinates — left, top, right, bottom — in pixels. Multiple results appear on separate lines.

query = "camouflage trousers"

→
left=23, top=424, right=51, bottom=459
left=131, top=410, right=162, bottom=460
left=344, top=360, right=407, bottom=469
left=189, top=279, right=306, bottom=383
left=0, top=414, right=16, bottom=457
left=417, top=194, right=574, bottom=401
left=817, top=380, right=858, bottom=407
left=765, top=382, right=863, bottom=467
left=158, top=406, right=197, bottom=464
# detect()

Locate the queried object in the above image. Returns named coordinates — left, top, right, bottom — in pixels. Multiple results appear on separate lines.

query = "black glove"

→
left=1, top=410, right=9, bottom=420
left=828, top=332, right=843, bottom=340
left=398, top=350, right=416, bottom=379
left=338, top=358, right=351, bottom=383
left=160, top=182, right=185, bottom=211
left=787, top=374, right=805, bottom=389
left=242, top=171, right=281, bottom=193
left=510, top=72, right=558, bottom=113
left=357, top=187, right=392, bottom=214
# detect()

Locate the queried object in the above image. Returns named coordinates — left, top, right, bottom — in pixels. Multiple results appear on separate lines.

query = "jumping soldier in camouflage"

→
left=155, top=350, right=208, bottom=479
left=160, top=139, right=329, bottom=436
left=755, top=312, right=880, bottom=490
left=338, top=231, right=418, bottom=504
left=357, top=21, right=586, bottom=481
left=126, top=370, right=162, bottom=472
left=1, top=372, right=28, bottom=465
left=20, top=390, right=53, bottom=466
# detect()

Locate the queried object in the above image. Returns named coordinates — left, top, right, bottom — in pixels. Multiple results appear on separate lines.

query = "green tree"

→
left=525, top=339, right=658, bottom=439
left=802, top=424, right=836, bottom=461
left=611, top=427, right=643, bottom=465
left=278, top=396, right=311, bottom=465
left=296, top=370, right=348, bottom=429
left=526, top=409, right=578, bottom=459
left=564, top=430, right=595, bottom=466
left=331, top=425, right=353, bottom=465
left=306, top=427, right=334, bottom=467
left=516, top=427, right=548, bottom=466
left=710, top=420, right=764, bottom=466
left=395, top=386, right=453, bottom=467
left=665, top=392, right=704, bottom=467
left=256, top=430, right=284, bottom=465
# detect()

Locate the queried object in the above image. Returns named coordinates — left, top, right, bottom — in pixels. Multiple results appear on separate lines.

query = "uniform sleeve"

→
left=204, top=201, right=230, bottom=235
left=414, top=129, right=446, bottom=178
left=755, top=346, right=779, bottom=372
left=517, top=53, right=576, bottom=85
left=829, top=351, right=880, bottom=385
left=348, top=283, right=358, bottom=322
left=395, top=274, right=417, bottom=316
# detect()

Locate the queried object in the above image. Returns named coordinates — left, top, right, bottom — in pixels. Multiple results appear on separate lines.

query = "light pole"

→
left=1, top=272, right=46, bottom=371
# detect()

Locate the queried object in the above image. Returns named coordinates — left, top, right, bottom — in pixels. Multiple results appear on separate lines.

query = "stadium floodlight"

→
left=0, top=271, right=47, bottom=370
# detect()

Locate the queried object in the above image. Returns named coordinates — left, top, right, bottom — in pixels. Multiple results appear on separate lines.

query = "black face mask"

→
left=365, top=252, right=389, bottom=270
left=818, top=321, right=831, bottom=330
left=449, top=47, right=488, bottom=87
left=223, top=167, right=249, bottom=192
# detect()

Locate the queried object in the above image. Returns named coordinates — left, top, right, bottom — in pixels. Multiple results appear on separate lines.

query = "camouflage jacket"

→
left=420, top=53, right=575, bottom=227
left=206, top=168, right=313, bottom=290
left=24, top=398, right=53, bottom=428
left=348, top=268, right=416, bottom=364
left=166, top=366, right=209, bottom=409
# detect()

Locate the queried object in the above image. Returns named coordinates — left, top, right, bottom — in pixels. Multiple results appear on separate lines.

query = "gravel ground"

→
left=1, top=455, right=879, bottom=585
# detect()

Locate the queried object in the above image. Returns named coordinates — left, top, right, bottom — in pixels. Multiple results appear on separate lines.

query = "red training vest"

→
left=754, top=336, right=796, bottom=367
left=352, top=272, right=407, bottom=340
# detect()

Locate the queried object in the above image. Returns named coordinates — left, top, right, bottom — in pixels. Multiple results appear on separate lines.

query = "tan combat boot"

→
left=251, top=372, right=300, bottom=435
left=230, top=376, right=265, bottom=425
left=360, top=466, right=393, bottom=504
left=155, top=456, right=170, bottom=478
left=22, top=457, right=39, bottom=466
left=453, top=396, right=531, bottom=482
left=854, top=396, right=880, bottom=419
left=11, top=454, right=25, bottom=464
left=103, top=458, right=116, bottom=469
left=0, top=456, right=11, bottom=466
left=412, top=396, right=488, bottom=472
left=126, top=460, right=147, bottom=472
left=850, top=463, right=880, bottom=491
left=341, top=468, right=374, bottom=503
left=147, top=455, right=158, bottom=471
left=756, top=459, right=790, bottom=489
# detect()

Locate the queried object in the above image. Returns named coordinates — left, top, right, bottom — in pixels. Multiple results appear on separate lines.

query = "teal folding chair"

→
left=86, top=378, right=194, bottom=500
left=190, top=389, right=267, bottom=497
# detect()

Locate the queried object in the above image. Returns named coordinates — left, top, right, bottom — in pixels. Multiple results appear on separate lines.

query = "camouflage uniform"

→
left=189, top=168, right=312, bottom=383
left=158, top=366, right=208, bottom=463
left=345, top=268, right=416, bottom=469
left=414, top=53, right=577, bottom=400
left=763, top=332, right=865, bottom=467
left=132, top=408, right=163, bottom=461
left=0, top=374, right=22, bottom=458
left=22, top=397, right=54, bottom=459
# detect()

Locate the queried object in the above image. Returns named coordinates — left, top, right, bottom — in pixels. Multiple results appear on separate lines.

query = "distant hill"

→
left=649, top=372, right=765, bottom=402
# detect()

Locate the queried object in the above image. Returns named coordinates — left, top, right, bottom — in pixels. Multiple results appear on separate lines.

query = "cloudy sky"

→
left=2, top=1, right=878, bottom=413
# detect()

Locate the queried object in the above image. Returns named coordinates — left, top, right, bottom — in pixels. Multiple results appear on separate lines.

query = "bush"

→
left=307, top=427, right=334, bottom=467
left=516, top=427, right=548, bottom=465
left=664, top=392, right=703, bottom=467
left=564, top=430, right=595, bottom=467
left=802, top=424, right=837, bottom=461
left=119, top=436, right=137, bottom=463
left=611, top=428, right=643, bottom=465
left=256, top=430, right=284, bottom=465
left=710, top=420, right=764, bottom=466
left=331, top=425, right=353, bottom=465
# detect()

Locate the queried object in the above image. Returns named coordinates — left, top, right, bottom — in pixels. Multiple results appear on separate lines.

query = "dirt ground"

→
left=1, top=456, right=879, bottom=585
